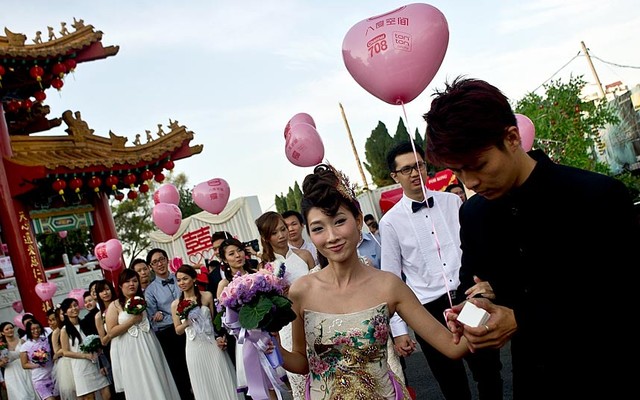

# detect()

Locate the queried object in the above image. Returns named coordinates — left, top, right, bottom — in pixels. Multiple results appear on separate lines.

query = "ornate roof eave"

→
left=5, top=116, right=203, bottom=196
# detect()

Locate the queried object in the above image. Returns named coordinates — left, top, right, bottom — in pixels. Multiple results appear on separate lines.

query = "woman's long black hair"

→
left=176, top=265, right=202, bottom=306
left=60, top=298, right=83, bottom=346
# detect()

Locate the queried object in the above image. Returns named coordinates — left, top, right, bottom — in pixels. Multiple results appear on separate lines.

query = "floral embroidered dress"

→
left=304, top=303, right=410, bottom=400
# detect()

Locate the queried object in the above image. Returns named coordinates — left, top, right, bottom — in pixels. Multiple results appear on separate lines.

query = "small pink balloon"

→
left=68, top=288, right=86, bottom=309
left=13, top=313, right=25, bottom=330
left=95, top=238, right=123, bottom=270
left=35, top=282, right=58, bottom=301
left=153, top=184, right=180, bottom=205
left=285, top=123, right=325, bottom=167
left=192, top=179, right=231, bottom=215
left=58, top=230, right=68, bottom=239
left=284, top=113, right=315, bottom=140
left=169, top=256, right=183, bottom=274
left=11, top=300, right=23, bottom=313
left=516, top=113, right=535, bottom=151
left=342, top=3, right=449, bottom=105
left=153, top=203, right=183, bottom=236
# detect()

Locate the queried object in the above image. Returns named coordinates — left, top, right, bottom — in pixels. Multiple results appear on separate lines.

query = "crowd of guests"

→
left=1, top=77, right=637, bottom=400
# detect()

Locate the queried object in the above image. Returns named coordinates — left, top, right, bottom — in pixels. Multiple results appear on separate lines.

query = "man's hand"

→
left=464, top=275, right=495, bottom=300
left=393, top=334, right=417, bottom=357
left=458, top=298, right=517, bottom=352
left=152, top=311, right=164, bottom=322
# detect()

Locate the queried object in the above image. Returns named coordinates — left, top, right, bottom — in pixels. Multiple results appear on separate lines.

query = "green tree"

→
left=274, top=182, right=303, bottom=213
left=37, top=228, right=91, bottom=268
left=516, top=76, right=640, bottom=198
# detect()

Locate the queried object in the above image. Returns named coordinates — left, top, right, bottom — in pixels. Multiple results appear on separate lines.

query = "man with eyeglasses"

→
left=379, top=141, right=503, bottom=400
left=144, top=248, right=194, bottom=400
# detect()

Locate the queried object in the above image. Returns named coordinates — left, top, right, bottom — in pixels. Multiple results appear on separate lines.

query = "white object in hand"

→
left=456, top=301, right=490, bottom=327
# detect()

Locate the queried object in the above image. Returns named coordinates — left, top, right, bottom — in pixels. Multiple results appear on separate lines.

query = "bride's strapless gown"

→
left=304, top=303, right=411, bottom=400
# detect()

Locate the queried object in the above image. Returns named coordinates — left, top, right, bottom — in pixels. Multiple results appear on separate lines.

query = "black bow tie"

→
left=161, top=278, right=174, bottom=286
left=412, top=197, right=435, bottom=213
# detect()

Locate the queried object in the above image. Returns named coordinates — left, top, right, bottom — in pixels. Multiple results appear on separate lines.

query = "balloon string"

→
left=398, top=101, right=454, bottom=309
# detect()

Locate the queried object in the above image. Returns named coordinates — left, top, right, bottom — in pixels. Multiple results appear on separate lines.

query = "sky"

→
left=4, top=0, right=640, bottom=213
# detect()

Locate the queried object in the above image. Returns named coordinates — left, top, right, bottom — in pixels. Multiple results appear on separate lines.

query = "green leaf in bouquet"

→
left=213, top=310, right=223, bottom=332
left=271, top=295, right=292, bottom=309
left=239, top=296, right=273, bottom=330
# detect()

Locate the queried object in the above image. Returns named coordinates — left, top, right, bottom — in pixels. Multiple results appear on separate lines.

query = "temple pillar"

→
left=91, top=193, right=123, bottom=283
left=0, top=105, right=51, bottom=322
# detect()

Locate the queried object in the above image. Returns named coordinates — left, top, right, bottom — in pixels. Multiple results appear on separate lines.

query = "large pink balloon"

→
left=68, top=288, right=86, bottom=309
left=192, top=179, right=231, bottom=215
left=284, top=113, right=315, bottom=140
left=342, top=3, right=449, bottom=105
left=153, top=203, right=183, bottom=235
left=35, top=282, right=57, bottom=301
left=13, top=313, right=25, bottom=330
left=516, top=114, right=535, bottom=151
left=285, top=123, right=324, bottom=167
left=153, top=184, right=180, bottom=205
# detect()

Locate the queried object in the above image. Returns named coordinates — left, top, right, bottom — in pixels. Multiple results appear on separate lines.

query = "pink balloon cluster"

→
left=284, top=113, right=324, bottom=167
left=35, top=282, right=57, bottom=301
left=515, top=114, right=536, bottom=152
left=152, top=184, right=183, bottom=236
left=342, top=3, right=449, bottom=105
left=192, top=178, right=231, bottom=215
left=94, top=238, right=124, bottom=271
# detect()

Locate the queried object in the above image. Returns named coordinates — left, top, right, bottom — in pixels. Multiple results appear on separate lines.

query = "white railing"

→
left=0, top=258, right=105, bottom=325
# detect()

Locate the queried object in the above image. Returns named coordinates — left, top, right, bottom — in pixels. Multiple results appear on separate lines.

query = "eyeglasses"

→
left=393, top=162, right=427, bottom=176
left=150, top=256, right=167, bottom=266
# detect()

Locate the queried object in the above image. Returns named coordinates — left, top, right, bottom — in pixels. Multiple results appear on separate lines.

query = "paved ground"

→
left=404, top=338, right=513, bottom=399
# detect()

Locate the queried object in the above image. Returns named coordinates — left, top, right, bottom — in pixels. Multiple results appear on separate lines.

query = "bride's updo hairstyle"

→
left=301, top=164, right=361, bottom=268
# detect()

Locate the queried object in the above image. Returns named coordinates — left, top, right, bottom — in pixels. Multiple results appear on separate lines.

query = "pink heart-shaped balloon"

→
left=192, top=179, right=231, bottom=215
left=153, top=183, right=180, bottom=205
left=58, top=230, right=68, bottom=239
left=11, top=300, right=23, bottom=313
left=13, top=313, right=26, bottom=330
left=35, top=282, right=58, bottom=301
left=96, top=238, right=123, bottom=270
left=285, top=123, right=324, bottom=167
left=153, top=203, right=183, bottom=236
left=342, top=3, right=449, bottom=105
left=515, top=114, right=535, bottom=152
left=284, top=113, right=315, bottom=140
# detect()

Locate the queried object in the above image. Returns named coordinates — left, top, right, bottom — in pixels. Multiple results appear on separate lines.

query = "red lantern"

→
left=163, top=160, right=175, bottom=171
left=29, top=65, right=44, bottom=82
left=6, top=101, right=20, bottom=113
left=51, top=77, right=64, bottom=90
left=124, top=173, right=137, bottom=188
left=34, top=90, right=46, bottom=102
left=154, top=173, right=165, bottom=183
left=141, top=169, right=154, bottom=181
left=23, top=99, right=33, bottom=111
left=0, top=65, right=4, bottom=88
left=52, top=62, right=67, bottom=78
left=52, top=178, right=66, bottom=195
left=115, top=191, right=125, bottom=201
left=64, top=59, right=77, bottom=72
left=106, top=175, right=119, bottom=190
left=139, top=183, right=150, bottom=193
left=127, top=190, right=138, bottom=200
left=88, top=176, right=102, bottom=192
left=69, top=177, right=83, bottom=193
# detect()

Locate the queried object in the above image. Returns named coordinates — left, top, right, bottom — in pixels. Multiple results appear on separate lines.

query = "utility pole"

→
left=339, top=102, right=369, bottom=190
left=581, top=41, right=606, bottom=99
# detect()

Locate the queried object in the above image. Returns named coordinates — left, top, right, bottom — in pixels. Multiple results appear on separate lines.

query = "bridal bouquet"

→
left=79, top=334, right=102, bottom=353
left=218, top=261, right=294, bottom=399
left=124, top=296, right=147, bottom=315
left=176, top=299, right=198, bottom=320
left=0, top=340, right=8, bottom=359
left=31, top=347, right=50, bottom=365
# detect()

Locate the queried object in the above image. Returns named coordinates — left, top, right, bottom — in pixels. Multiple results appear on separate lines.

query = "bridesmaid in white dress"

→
left=59, top=298, right=111, bottom=400
left=255, top=211, right=315, bottom=399
left=0, top=321, right=38, bottom=400
left=105, top=268, right=180, bottom=400
left=216, top=238, right=259, bottom=396
left=171, top=265, right=241, bottom=400
left=49, top=308, right=76, bottom=400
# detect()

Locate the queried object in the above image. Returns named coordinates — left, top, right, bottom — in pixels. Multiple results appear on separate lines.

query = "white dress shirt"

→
left=380, top=190, right=463, bottom=337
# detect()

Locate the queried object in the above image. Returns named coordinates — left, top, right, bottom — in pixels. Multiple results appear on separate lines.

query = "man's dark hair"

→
left=22, top=313, right=34, bottom=323
left=129, top=258, right=148, bottom=269
left=424, top=76, right=516, bottom=167
left=281, top=210, right=304, bottom=225
left=88, top=279, right=101, bottom=292
left=445, top=183, right=464, bottom=193
left=211, top=231, right=233, bottom=244
left=83, top=290, right=92, bottom=298
left=386, top=141, right=424, bottom=173
left=364, top=214, right=376, bottom=223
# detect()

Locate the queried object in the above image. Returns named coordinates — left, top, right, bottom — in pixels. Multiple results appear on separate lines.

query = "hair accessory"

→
left=327, top=163, right=358, bottom=204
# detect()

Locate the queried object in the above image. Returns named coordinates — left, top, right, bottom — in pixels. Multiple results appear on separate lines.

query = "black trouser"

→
left=155, top=325, right=194, bottom=400
left=414, top=293, right=503, bottom=400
